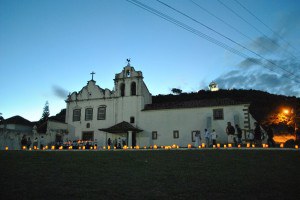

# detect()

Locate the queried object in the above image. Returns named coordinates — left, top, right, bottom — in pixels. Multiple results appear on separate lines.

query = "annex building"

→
left=65, top=62, right=256, bottom=148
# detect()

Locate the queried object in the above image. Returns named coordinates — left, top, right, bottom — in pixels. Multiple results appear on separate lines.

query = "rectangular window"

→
left=97, top=106, right=106, bottom=120
left=213, top=109, right=224, bottom=120
left=73, top=109, right=81, bottom=122
left=173, top=130, right=179, bottom=139
left=85, top=108, right=93, bottom=121
left=152, top=131, right=157, bottom=140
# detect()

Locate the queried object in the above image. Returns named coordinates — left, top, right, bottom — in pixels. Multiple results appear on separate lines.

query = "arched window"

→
left=120, top=83, right=125, bottom=97
left=131, top=82, right=136, bottom=96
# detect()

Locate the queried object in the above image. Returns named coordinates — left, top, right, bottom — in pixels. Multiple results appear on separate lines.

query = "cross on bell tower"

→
left=90, top=71, right=95, bottom=81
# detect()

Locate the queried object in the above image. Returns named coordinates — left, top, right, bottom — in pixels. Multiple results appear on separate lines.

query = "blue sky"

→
left=1, top=0, right=299, bottom=121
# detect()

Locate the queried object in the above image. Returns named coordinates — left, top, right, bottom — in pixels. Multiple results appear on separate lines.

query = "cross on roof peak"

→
left=90, top=71, right=95, bottom=80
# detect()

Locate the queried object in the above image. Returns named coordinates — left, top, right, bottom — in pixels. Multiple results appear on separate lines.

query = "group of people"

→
left=226, top=121, right=276, bottom=147
left=107, top=137, right=127, bottom=149
left=194, top=121, right=276, bottom=148
left=20, top=135, right=45, bottom=149
left=194, top=129, right=217, bottom=147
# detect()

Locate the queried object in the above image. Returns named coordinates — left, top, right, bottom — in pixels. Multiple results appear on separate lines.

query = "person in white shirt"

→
left=204, top=129, right=211, bottom=147
left=211, top=129, right=217, bottom=146
left=194, top=131, right=201, bottom=147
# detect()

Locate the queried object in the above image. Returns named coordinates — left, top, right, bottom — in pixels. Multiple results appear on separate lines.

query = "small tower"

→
left=209, top=81, right=219, bottom=92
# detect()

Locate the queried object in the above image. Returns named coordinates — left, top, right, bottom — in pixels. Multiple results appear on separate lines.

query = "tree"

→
left=171, top=88, right=182, bottom=95
left=0, top=113, right=4, bottom=122
left=40, top=101, right=50, bottom=123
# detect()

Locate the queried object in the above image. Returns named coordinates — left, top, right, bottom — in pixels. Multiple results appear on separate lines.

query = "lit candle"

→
left=217, top=143, right=220, bottom=148
left=295, top=145, right=299, bottom=149
left=154, top=145, right=158, bottom=149
left=107, top=146, right=111, bottom=150
left=51, top=146, right=55, bottom=150
left=228, top=144, right=232, bottom=148
left=5, top=146, right=8, bottom=150
left=187, top=144, right=192, bottom=149
left=201, top=143, right=206, bottom=148
left=246, top=143, right=250, bottom=148
left=82, top=146, right=85, bottom=150
left=224, top=144, right=227, bottom=148
left=135, top=145, right=140, bottom=149
left=280, top=143, right=284, bottom=148
left=213, top=145, right=216, bottom=148
left=22, top=146, right=26, bottom=150
left=237, top=144, right=241, bottom=148
left=252, top=144, right=255, bottom=148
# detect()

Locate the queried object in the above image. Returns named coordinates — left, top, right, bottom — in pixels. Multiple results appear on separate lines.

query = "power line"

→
left=190, top=0, right=279, bottom=62
left=126, top=0, right=300, bottom=83
left=156, top=0, right=298, bottom=80
left=217, top=0, right=297, bottom=60
left=233, top=0, right=299, bottom=55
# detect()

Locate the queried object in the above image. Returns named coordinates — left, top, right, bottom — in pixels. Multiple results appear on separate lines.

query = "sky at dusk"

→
left=1, top=0, right=299, bottom=121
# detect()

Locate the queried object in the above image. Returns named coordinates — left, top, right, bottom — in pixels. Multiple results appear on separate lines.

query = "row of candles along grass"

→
left=4, top=143, right=299, bottom=150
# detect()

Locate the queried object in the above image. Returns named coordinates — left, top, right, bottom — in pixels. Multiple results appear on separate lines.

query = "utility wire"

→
left=218, top=0, right=297, bottom=60
left=190, top=0, right=278, bottom=62
left=233, top=0, right=299, bottom=56
left=156, top=0, right=298, bottom=80
left=126, top=0, right=299, bottom=83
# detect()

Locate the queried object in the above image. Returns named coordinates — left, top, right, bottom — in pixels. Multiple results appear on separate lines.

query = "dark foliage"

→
left=153, top=89, right=300, bottom=124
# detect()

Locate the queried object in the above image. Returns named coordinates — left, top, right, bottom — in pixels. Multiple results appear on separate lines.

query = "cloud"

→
left=52, top=85, right=69, bottom=99
left=250, top=36, right=279, bottom=55
left=238, top=57, right=262, bottom=68
left=214, top=58, right=300, bottom=97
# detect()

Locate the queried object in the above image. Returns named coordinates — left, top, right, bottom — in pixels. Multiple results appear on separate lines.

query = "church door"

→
left=82, top=131, right=94, bottom=141
left=132, top=132, right=136, bottom=147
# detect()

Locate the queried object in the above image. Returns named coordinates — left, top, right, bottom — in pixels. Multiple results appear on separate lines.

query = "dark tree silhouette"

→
left=40, top=101, right=50, bottom=123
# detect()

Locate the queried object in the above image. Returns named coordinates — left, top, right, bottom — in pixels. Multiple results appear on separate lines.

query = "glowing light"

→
left=5, top=146, right=8, bottom=150
left=246, top=143, right=250, bottom=148
left=228, top=144, right=232, bottom=148
left=224, top=144, right=227, bottom=148
left=213, top=145, right=216, bottom=148
left=154, top=145, right=158, bottom=149
left=201, top=143, right=206, bottom=148
left=217, top=144, right=220, bottom=148
left=22, top=146, right=26, bottom=150
left=187, top=144, right=192, bottom=149
left=280, top=143, right=284, bottom=148
left=295, top=145, right=299, bottom=149
left=51, top=146, right=55, bottom=150
left=237, top=144, right=241, bottom=148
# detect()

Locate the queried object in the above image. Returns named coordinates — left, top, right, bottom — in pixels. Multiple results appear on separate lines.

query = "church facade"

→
left=65, top=63, right=256, bottom=148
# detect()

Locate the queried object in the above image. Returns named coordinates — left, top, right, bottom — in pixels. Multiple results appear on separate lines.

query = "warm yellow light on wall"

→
left=280, top=143, right=284, bottom=148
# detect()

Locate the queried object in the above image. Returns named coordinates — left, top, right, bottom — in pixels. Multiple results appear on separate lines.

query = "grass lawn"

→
left=1, top=149, right=300, bottom=200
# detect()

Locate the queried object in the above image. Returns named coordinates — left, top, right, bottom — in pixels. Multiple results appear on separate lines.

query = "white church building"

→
left=65, top=62, right=256, bottom=148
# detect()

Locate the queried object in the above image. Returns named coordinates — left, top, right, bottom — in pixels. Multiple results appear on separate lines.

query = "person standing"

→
left=33, top=137, right=38, bottom=149
left=27, top=137, right=32, bottom=149
left=21, top=135, right=27, bottom=149
left=266, top=126, right=275, bottom=147
left=204, top=129, right=211, bottom=147
left=194, top=131, right=201, bottom=147
left=40, top=136, right=45, bottom=149
left=211, top=129, right=217, bottom=146
left=235, top=124, right=243, bottom=145
left=254, top=122, right=262, bottom=146
left=226, top=122, right=235, bottom=145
